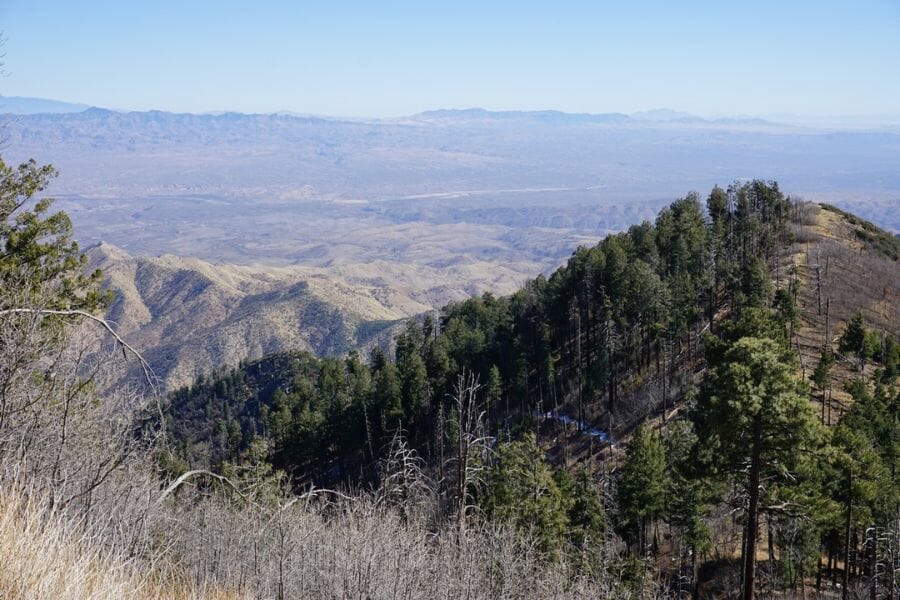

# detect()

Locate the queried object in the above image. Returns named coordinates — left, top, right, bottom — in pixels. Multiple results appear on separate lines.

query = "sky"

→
left=1, top=0, right=898, bottom=118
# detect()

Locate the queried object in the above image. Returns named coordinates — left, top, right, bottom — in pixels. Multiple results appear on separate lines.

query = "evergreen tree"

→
left=839, top=312, right=868, bottom=370
left=616, top=423, right=666, bottom=555
left=395, top=322, right=430, bottom=437
left=371, top=348, right=403, bottom=433
left=553, top=468, right=607, bottom=571
left=663, top=419, right=714, bottom=592
left=811, top=348, right=835, bottom=421
left=483, top=433, right=571, bottom=554
left=693, top=336, right=824, bottom=600
left=0, top=158, right=108, bottom=312
left=485, top=364, right=502, bottom=432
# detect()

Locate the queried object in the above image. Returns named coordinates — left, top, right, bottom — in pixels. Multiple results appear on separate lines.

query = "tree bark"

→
left=692, top=542, right=699, bottom=599
left=869, top=526, right=876, bottom=600
left=831, top=548, right=837, bottom=588
left=843, top=467, right=852, bottom=600
left=816, top=552, right=823, bottom=592
left=743, top=419, right=763, bottom=600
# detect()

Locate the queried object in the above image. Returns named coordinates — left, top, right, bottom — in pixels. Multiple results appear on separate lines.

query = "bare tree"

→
left=447, top=369, right=493, bottom=539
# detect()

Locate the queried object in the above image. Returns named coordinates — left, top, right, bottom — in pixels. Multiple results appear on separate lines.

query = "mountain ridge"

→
left=0, top=95, right=811, bottom=127
left=89, top=243, right=411, bottom=390
left=0, top=95, right=90, bottom=114
left=87, top=241, right=543, bottom=390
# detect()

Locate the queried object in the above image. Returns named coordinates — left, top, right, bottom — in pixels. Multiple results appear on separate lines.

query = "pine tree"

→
left=395, top=322, right=429, bottom=438
left=1, top=158, right=108, bottom=312
left=839, top=313, right=868, bottom=372
left=371, top=348, right=403, bottom=432
left=693, top=336, right=824, bottom=600
left=616, top=423, right=666, bottom=555
left=811, top=348, right=835, bottom=422
left=483, top=433, right=571, bottom=554
left=663, top=419, right=714, bottom=593
left=553, top=468, right=607, bottom=572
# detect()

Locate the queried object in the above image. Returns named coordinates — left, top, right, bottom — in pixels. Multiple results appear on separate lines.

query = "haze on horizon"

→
left=1, top=0, right=899, bottom=119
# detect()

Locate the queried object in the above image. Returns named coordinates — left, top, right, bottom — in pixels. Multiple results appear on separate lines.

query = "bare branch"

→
left=155, top=469, right=251, bottom=506
left=0, top=308, right=157, bottom=392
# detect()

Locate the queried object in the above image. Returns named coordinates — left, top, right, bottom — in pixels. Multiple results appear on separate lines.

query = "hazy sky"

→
left=1, top=0, right=898, bottom=117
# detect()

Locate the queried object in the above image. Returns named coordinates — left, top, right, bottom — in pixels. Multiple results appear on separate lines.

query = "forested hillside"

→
left=167, top=180, right=796, bottom=474
left=163, top=181, right=899, bottom=597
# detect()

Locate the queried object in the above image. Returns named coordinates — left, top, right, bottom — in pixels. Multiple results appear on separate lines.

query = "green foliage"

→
left=549, top=467, right=608, bottom=573
left=662, top=419, right=714, bottom=557
left=706, top=185, right=728, bottom=231
left=394, top=322, right=430, bottom=437
left=616, top=423, right=666, bottom=552
left=693, top=335, right=825, bottom=598
left=862, top=329, right=884, bottom=365
left=0, top=157, right=109, bottom=312
left=425, top=181, right=791, bottom=430
left=482, top=433, right=572, bottom=555
left=839, top=312, right=867, bottom=358
left=166, top=351, right=351, bottom=477
left=772, top=286, right=797, bottom=327
left=829, top=421, right=882, bottom=523
left=694, top=336, right=823, bottom=484
left=835, top=379, right=899, bottom=522
left=739, top=256, right=774, bottom=309
left=880, top=334, right=899, bottom=380
left=703, top=306, right=787, bottom=366
left=371, top=347, right=403, bottom=427
left=810, top=347, right=835, bottom=392
left=837, top=313, right=897, bottom=376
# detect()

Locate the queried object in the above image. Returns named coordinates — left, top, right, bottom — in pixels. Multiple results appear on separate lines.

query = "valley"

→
left=88, top=240, right=546, bottom=390
left=4, top=107, right=899, bottom=274
left=5, top=106, right=898, bottom=397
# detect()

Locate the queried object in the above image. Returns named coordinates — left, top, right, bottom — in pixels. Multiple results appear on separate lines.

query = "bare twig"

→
left=0, top=308, right=157, bottom=391
left=0, top=307, right=165, bottom=437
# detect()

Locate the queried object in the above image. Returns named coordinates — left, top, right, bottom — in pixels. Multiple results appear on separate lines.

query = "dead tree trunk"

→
left=451, top=370, right=483, bottom=543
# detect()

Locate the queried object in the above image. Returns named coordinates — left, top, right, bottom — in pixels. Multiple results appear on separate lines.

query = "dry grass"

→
left=789, top=203, right=899, bottom=418
left=0, top=474, right=627, bottom=600
left=0, top=487, right=240, bottom=600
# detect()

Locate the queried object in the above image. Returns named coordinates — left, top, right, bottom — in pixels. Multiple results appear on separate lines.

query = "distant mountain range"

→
left=414, top=107, right=772, bottom=126
left=5, top=95, right=900, bottom=130
left=0, top=95, right=90, bottom=114
left=0, top=95, right=775, bottom=126
left=2, top=97, right=896, bottom=234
